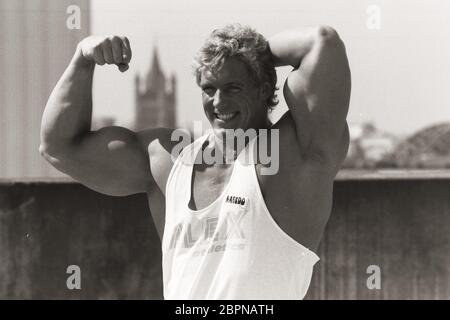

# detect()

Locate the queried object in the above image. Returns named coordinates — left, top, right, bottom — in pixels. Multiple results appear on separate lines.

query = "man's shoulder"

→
left=136, top=127, right=188, bottom=156
left=136, top=127, right=195, bottom=193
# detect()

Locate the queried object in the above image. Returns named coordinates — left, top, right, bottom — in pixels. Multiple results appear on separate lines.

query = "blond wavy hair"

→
left=193, top=23, right=279, bottom=111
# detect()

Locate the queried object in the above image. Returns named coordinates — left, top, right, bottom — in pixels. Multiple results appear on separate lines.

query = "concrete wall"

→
left=0, top=180, right=162, bottom=299
left=0, top=177, right=449, bottom=299
left=309, top=177, right=449, bottom=299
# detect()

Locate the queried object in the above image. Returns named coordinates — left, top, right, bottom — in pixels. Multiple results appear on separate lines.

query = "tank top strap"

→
left=164, top=131, right=212, bottom=219
left=234, top=134, right=258, bottom=169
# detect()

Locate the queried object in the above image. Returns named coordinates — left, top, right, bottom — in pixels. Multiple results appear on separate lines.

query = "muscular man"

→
left=40, top=24, right=350, bottom=299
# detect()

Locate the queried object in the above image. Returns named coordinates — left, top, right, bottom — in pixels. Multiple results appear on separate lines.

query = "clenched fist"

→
left=76, top=35, right=132, bottom=72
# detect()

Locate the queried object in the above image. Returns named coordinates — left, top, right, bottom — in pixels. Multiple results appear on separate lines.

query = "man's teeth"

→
left=215, top=112, right=237, bottom=120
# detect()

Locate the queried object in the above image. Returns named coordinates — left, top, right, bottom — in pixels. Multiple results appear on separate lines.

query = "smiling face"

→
left=199, top=57, right=270, bottom=137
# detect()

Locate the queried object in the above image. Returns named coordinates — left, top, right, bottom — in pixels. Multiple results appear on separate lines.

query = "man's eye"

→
left=228, top=86, right=242, bottom=93
left=203, top=87, right=215, bottom=95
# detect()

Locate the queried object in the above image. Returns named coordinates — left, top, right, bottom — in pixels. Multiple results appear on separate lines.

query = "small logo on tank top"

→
left=225, top=195, right=246, bottom=206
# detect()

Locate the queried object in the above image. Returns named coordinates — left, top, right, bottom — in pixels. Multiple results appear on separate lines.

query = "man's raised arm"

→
left=269, top=26, right=351, bottom=168
left=40, top=36, right=156, bottom=196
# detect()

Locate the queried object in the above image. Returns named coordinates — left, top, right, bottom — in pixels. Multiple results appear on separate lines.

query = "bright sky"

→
left=90, top=0, right=450, bottom=135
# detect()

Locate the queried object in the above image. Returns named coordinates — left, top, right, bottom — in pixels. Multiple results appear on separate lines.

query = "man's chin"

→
left=212, top=122, right=244, bottom=134
left=212, top=127, right=232, bottom=138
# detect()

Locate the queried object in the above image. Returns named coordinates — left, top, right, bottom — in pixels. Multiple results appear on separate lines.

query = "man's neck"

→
left=211, top=122, right=272, bottom=163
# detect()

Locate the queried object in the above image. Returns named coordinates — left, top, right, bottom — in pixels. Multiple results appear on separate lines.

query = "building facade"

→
left=0, top=0, right=90, bottom=178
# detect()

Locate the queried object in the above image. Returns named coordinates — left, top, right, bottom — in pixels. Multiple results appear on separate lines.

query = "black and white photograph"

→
left=0, top=0, right=449, bottom=304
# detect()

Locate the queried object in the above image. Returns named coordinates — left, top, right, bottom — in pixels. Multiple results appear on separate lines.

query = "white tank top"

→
left=162, top=132, right=320, bottom=299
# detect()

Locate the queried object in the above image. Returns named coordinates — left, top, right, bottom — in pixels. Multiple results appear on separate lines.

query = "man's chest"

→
left=189, top=161, right=331, bottom=224
left=149, top=157, right=333, bottom=249
left=189, top=163, right=234, bottom=211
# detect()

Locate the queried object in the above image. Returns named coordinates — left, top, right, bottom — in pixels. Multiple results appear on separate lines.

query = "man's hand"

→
left=75, top=35, right=132, bottom=72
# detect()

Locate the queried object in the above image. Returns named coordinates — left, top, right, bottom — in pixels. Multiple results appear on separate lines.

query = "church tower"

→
left=134, top=47, right=176, bottom=130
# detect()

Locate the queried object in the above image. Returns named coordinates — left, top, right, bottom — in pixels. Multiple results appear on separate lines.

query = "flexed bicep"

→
left=42, top=126, right=155, bottom=196
left=282, top=27, right=351, bottom=163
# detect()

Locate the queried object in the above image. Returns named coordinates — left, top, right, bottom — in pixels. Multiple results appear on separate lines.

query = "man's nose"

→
left=212, top=89, right=225, bottom=108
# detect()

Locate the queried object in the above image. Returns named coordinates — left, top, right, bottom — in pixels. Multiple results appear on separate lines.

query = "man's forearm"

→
left=40, top=47, right=95, bottom=154
left=268, top=26, right=337, bottom=68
